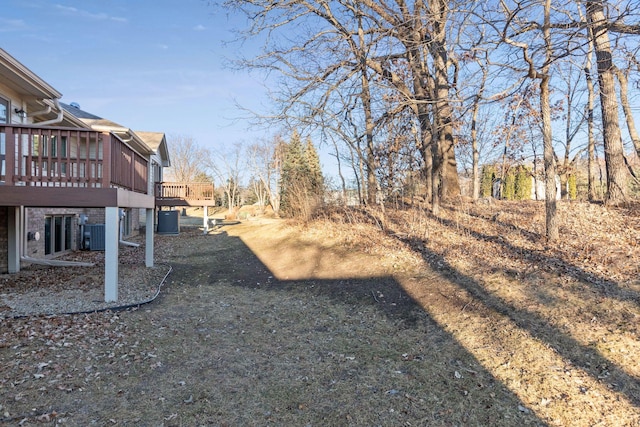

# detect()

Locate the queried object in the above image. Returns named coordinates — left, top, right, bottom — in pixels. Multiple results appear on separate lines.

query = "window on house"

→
left=44, top=215, right=74, bottom=255
left=50, top=136, right=67, bottom=157
left=64, top=217, right=72, bottom=249
left=152, top=161, right=162, bottom=183
left=49, top=136, right=68, bottom=175
left=0, top=97, right=8, bottom=124
left=0, top=97, right=7, bottom=178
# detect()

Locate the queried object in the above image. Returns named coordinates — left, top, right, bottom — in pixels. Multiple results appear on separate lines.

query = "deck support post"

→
left=145, top=208, right=154, bottom=267
left=203, top=205, right=209, bottom=234
left=104, top=206, right=119, bottom=302
left=7, top=206, right=20, bottom=273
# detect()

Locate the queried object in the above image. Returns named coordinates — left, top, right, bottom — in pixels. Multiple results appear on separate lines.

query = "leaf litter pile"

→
left=0, top=200, right=639, bottom=426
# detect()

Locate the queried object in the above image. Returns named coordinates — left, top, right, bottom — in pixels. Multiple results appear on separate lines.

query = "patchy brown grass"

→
left=344, top=199, right=640, bottom=427
left=0, top=200, right=638, bottom=426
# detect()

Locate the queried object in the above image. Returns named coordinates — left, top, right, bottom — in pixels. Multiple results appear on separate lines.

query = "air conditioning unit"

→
left=83, top=224, right=106, bottom=251
left=157, top=210, right=179, bottom=235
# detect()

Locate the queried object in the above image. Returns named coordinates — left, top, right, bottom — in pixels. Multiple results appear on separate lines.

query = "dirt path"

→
left=1, top=215, right=638, bottom=426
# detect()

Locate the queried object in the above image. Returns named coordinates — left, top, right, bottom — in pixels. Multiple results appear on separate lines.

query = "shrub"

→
left=480, top=165, right=496, bottom=198
left=503, top=171, right=515, bottom=200
left=514, top=166, right=532, bottom=200
left=568, top=174, right=578, bottom=200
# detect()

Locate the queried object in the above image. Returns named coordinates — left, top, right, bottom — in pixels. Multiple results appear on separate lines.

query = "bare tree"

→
left=224, top=0, right=466, bottom=214
left=584, top=23, right=600, bottom=201
left=584, top=0, right=629, bottom=204
left=221, top=0, right=640, bottom=212
left=165, top=134, right=209, bottom=182
left=360, top=0, right=464, bottom=213
left=469, top=57, right=489, bottom=201
left=246, top=136, right=286, bottom=216
left=207, top=143, right=244, bottom=216
left=556, top=60, right=588, bottom=199
left=541, top=0, right=559, bottom=240
left=246, top=143, right=270, bottom=213
left=493, top=0, right=560, bottom=239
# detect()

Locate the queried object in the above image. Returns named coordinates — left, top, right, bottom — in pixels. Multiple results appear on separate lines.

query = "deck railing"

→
left=155, top=181, right=215, bottom=201
left=110, top=136, right=149, bottom=193
left=0, top=124, right=148, bottom=193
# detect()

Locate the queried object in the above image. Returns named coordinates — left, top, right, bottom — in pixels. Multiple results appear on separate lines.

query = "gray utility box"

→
left=157, top=210, right=179, bottom=235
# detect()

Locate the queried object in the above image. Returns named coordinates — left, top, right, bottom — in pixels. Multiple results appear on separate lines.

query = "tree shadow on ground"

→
left=161, top=228, right=549, bottom=426
left=435, top=205, right=639, bottom=305
left=383, top=222, right=640, bottom=410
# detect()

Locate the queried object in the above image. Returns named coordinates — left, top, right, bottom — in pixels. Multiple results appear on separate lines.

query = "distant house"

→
left=0, top=48, right=164, bottom=302
left=530, top=175, right=561, bottom=200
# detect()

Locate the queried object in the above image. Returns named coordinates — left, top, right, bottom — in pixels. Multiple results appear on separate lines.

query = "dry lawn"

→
left=0, top=200, right=638, bottom=426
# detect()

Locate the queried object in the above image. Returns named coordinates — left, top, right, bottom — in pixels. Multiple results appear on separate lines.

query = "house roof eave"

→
left=134, top=131, right=171, bottom=166
left=0, top=49, right=62, bottom=100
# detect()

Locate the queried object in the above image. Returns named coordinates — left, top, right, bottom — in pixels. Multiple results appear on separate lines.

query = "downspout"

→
left=33, top=98, right=64, bottom=126
left=19, top=207, right=95, bottom=267
left=27, top=105, right=52, bottom=118
left=20, top=256, right=94, bottom=267
left=119, top=209, right=140, bottom=248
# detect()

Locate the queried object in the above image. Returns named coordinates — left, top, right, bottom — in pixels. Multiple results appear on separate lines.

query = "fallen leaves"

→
left=0, top=309, right=164, bottom=423
left=0, top=205, right=638, bottom=426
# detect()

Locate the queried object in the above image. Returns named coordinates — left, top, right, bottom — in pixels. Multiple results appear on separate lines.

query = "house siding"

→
left=26, top=208, right=81, bottom=258
left=0, top=82, right=34, bottom=125
left=24, top=207, right=142, bottom=259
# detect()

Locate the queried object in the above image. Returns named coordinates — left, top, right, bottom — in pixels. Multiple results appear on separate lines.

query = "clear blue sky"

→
left=2, top=0, right=280, bottom=162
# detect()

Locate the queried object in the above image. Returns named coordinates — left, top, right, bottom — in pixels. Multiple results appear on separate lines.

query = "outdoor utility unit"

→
left=83, top=224, right=106, bottom=251
left=157, top=210, right=179, bottom=235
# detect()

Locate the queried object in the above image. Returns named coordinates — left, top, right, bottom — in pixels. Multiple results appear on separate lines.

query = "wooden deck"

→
left=0, top=124, right=148, bottom=193
left=154, top=181, right=216, bottom=207
left=0, top=125, right=214, bottom=210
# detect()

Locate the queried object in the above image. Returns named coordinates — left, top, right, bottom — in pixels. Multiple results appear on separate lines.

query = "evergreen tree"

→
left=480, top=165, right=496, bottom=198
left=280, top=130, right=307, bottom=216
left=503, top=171, right=516, bottom=200
left=280, top=131, right=325, bottom=218
left=514, top=166, right=532, bottom=200
left=304, top=137, right=323, bottom=195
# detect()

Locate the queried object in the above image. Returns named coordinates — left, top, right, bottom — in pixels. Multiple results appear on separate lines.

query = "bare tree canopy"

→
left=216, top=0, right=640, bottom=216
left=165, top=134, right=210, bottom=182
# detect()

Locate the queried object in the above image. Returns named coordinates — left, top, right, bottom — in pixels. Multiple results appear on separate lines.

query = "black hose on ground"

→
left=3, top=263, right=173, bottom=319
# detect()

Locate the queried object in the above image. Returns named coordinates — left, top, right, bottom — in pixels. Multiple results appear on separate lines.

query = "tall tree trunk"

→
left=542, top=0, right=558, bottom=240
left=584, top=24, right=598, bottom=202
left=430, top=120, right=443, bottom=216
left=470, top=62, right=487, bottom=201
left=471, top=98, right=480, bottom=200
left=358, top=141, right=367, bottom=205
left=330, top=140, right=347, bottom=202
left=429, top=0, right=460, bottom=204
left=541, top=76, right=558, bottom=240
left=614, top=68, right=640, bottom=158
left=362, top=74, right=377, bottom=206
left=586, top=0, right=628, bottom=205
left=417, top=113, right=433, bottom=202
left=361, top=0, right=460, bottom=208
left=358, top=14, right=378, bottom=206
left=561, top=75, right=573, bottom=199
